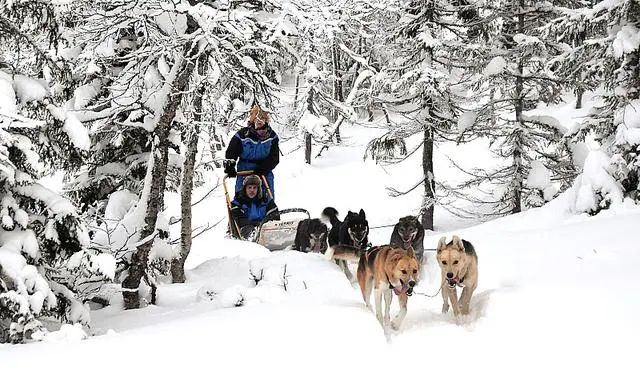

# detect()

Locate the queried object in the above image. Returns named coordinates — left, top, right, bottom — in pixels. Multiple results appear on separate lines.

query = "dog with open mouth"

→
left=357, top=245, right=420, bottom=330
left=436, top=235, right=478, bottom=318
left=389, top=215, right=425, bottom=263
left=322, top=207, right=370, bottom=280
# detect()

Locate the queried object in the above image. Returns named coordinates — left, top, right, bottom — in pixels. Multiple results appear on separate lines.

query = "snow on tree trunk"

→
left=122, top=41, right=200, bottom=309
left=304, top=86, right=316, bottom=164
left=171, top=124, right=198, bottom=283
left=331, top=40, right=342, bottom=143
left=171, top=56, right=207, bottom=284
left=511, top=1, right=525, bottom=215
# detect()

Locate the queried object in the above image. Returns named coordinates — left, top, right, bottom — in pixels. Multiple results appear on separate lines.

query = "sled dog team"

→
left=293, top=207, right=479, bottom=331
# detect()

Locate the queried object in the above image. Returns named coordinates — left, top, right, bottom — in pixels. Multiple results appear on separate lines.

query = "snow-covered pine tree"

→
left=548, top=0, right=640, bottom=214
left=450, top=0, right=577, bottom=217
left=367, top=0, right=467, bottom=229
left=1, top=0, right=113, bottom=343
left=542, top=1, right=597, bottom=109
left=1, top=0, right=89, bottom=173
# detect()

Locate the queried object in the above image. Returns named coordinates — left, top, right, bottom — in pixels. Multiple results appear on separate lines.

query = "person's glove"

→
left=225, top=166, right=237, bottom=178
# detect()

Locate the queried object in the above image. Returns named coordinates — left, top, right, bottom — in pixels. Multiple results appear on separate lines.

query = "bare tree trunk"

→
left=383, top=108, right=391, bottom=125
left=511, top=0, right=525, bottom=215
left=171, top=123, right=198, bottom=283
left=420, top=37, right=436, bottom=230
left=575, top=88, right=583, bottom=109
left=293, top=73, right=300, bottom=112
left=171, top=56, right=207, bottom=283
left=305, top=132, right=312, bottom=164
left=305, top=86, right=316, bottom=164
left=331, top=41, right=342, bottom=143
left=122, top=39, right=200, bottom=309
left=575, top=28, right=585, bottom=109
left=421, top=125, right=435, bottom=230
left=514, top=62, right=524, bottom=214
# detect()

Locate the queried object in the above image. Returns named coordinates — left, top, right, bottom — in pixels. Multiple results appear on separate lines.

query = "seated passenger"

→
left=230, top=175, right=279, bottom=240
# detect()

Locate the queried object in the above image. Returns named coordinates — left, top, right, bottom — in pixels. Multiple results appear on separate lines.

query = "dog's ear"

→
left=359, top=209, right=366, bottom=219
left=407, top=246, right=416, bottom=258
left=437, top=236, right=447, bottom=252
left=452, top=235, right=464, bottom=251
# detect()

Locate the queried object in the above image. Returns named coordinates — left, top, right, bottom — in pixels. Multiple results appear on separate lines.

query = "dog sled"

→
left=223, top=170, right=310, bottom=251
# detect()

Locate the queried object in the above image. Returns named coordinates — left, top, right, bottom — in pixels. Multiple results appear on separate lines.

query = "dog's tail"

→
left=321, top=207, right=340, bottom=227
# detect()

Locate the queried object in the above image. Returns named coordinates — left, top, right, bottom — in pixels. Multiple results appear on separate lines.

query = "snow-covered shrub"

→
left=1, top=13, right=114, bottom=340
left=0, top=120, right=114, bottom=343
left=549, top=1, right=640, bottom=214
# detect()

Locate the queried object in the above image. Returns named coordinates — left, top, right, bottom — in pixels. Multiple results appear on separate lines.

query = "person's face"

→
left=254, top=117, right=266, bottom=129
left=246, top=184, right=259, bottom=198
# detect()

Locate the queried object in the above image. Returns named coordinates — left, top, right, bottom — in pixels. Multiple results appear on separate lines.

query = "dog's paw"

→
left=442, top=304, right=449, bottom=314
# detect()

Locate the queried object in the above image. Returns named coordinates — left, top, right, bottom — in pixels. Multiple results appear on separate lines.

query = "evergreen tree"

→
left=449, top=0, right=576, bottom=217
left=368, top=0, right=466, bottom=229
left=1, top=0, right=113, bottom=343
left=549, top=0, right=640, bottom=213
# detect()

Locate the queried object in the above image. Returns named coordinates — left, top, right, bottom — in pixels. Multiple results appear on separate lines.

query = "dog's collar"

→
left=385, top=272, right=395, bottom=290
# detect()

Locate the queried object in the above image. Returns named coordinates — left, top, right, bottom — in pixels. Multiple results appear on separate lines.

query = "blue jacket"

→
left=225, top=125, right=279, bottom=197
left=231, top=194, right=279, bottom=227
left=225, top=125, right=279, bottom=173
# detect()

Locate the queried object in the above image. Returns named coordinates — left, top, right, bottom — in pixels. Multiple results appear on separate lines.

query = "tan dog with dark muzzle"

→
left=436, top=236, right=478, bottom=318
left=357, top=245, right=420, bottom=330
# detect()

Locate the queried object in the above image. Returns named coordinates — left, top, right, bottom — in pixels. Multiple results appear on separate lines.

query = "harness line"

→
left=412, top=278, right=446, bottom=298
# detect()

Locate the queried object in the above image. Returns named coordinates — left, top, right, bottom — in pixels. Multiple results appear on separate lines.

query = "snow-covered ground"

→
left=2, top=96, right=639, bottom=370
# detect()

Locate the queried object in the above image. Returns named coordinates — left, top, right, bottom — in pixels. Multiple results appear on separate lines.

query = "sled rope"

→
left=369, top=223, right=396, bottom=229
left=412, top=279, right=445, bottom=298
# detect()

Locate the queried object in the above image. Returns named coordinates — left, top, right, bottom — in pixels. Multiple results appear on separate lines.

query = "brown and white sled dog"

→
left=436, top=235, right=478, bottom=318
left=357, top=245, right=420, bottom=330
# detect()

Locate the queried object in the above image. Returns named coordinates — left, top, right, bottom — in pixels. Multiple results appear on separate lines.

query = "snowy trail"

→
left=3, top=106, right=640, bottom=371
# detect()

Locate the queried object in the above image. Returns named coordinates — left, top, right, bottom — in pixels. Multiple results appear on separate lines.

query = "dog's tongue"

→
left=393, top=285, right=412, bottom=296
